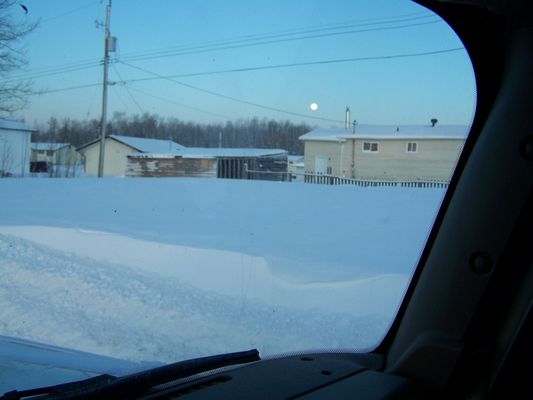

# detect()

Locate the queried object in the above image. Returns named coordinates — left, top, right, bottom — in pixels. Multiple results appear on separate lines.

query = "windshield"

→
left=0, top=0, right=475, bottom=390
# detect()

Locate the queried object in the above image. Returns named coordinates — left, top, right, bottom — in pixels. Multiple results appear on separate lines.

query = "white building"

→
left=299, top=125, right=468, bottom=182
left=0, top=119, right=34, bottom=177
left=77, top=135, right=185, bottom=177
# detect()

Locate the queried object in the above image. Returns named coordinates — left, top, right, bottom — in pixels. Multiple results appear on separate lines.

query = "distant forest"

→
left=32, top=113, right=315, bottom=155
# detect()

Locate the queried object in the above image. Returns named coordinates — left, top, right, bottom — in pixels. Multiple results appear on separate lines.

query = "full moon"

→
left=310, top=102, right=319, bottom=111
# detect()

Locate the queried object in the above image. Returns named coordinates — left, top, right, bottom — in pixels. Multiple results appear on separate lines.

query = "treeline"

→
left=33, top=113, right=314, bottom=155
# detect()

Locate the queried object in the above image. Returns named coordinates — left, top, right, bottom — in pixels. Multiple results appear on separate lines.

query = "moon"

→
left=310, top=102, right=319, bottom=111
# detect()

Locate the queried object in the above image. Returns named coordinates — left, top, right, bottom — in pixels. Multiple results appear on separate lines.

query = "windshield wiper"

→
left=1, top=349, right=260, bottom=400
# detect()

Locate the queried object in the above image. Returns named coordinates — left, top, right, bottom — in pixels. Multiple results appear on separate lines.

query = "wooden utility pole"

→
left=97, top=0, right=113, bottom=177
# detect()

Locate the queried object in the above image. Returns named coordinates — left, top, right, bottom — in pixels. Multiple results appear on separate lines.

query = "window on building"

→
left=363, top=142, right=379, bottom=153
left=407, top=142, right=418, bottom=153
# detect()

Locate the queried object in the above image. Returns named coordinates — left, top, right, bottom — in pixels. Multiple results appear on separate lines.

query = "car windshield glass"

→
left=0, top=0, right=475, bottom=389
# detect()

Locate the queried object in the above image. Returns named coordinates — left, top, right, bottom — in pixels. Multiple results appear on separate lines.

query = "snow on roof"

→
left=299, top=125, right=470, bottom=142
left=0, top=119, right=34, bottom=132
left=288, top=155, right=304, bottom=161
left=181, top=147, right=287, bottom=158
left=31, top=142, right=70, bottom=151
left=129, top=147, right=287, bottom=159
left=110, top=135, right=185, bottom=153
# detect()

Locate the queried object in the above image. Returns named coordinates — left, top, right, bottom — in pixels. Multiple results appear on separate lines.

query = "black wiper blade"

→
left=2, top=349, right=260, bottom=400
left=1, top=375, right=117, bottom=400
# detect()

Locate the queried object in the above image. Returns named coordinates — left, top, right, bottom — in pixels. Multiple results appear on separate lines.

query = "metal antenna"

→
left=352, top=119, right=358, bottom=134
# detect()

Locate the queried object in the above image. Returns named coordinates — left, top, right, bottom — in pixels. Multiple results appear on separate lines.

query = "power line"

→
left=119, top=11, right=433, bottom=60
left=126, top=86, right=230, bottom=119
left=32, top=45, right=465, bottom=99
left=112, top=63, right=144, bottom=114
left=119, top=17, right=441, bottom=63
left=117, top=47, right=465, bottom=84
left=7, top=12, right=437, bottom=83
left=5, top=62, right=101, bottom=83
left=119, top=62, right=345, bottom=124
left=34, top=82, right=101, bottom=95
left=85, top=84, right=100, bottom=118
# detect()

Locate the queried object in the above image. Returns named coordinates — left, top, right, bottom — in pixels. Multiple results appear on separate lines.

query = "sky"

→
left=8, top=0, right=477, bottom=129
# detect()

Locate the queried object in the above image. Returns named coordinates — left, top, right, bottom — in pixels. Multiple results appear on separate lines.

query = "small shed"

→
left=0, top=119, right=34, bottom=177
left=77, top=135, right=185, bottom=177
left=126, top=148, right=288, bottom=180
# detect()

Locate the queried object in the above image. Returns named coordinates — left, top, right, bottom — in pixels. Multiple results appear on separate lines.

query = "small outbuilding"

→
left=77, top=135, right=185, bottom=177
left=126, top=147, right=288, bottom=180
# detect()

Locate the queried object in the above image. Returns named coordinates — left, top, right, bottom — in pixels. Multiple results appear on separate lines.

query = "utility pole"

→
left=97, top=0, right=114, bottom=177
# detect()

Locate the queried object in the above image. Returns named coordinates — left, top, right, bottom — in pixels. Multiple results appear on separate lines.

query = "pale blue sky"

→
left=10, top=0, right=476, bottom=128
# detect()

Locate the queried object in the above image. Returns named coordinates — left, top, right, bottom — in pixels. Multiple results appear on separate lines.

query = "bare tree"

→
left=0, top=0, right=37, bottom=116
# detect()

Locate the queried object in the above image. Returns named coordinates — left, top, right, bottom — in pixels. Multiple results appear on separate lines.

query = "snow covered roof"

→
left=129, top=147, right=287, bottom=159
left=0, top=119, right=35, bottom=132
left=110, top=135, right=185, bottom=153
left=299, top=125, right=469, bottom=142
left=181, top=147, right=287, bottom=158
left=77, top=135, right=185, bottom=153
left=31, top=142, right=70, bottom=151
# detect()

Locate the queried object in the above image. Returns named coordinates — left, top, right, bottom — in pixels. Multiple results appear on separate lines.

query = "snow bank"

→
left=0, top=178, right=445, bottom=363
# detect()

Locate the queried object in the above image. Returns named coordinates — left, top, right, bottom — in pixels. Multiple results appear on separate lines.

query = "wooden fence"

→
left=245, top=168, right=449, bottom=188
left=302, top=173, right=449, bottom=188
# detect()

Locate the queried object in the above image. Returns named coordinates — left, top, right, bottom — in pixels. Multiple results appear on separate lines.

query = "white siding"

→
left=304, top=141, right=350, bottom=176
left=80, top=139, right=135, bottom=177
left=0, top=129, right=31, bottom=176
left=302, top=137, right=464, bottom=181
left=351, top=138, right=463, bottom=181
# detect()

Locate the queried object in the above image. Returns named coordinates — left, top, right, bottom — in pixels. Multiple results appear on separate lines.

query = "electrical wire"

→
left=7, top=12, right=438, bottom=83
left=35, top=82, right=101, bottom=95
left=126, top=86, right=230, bottom=119
left=117, top=47, right=465, bottom=84
left=112, top=63, right=144, bottom=114
left=119, top=11, right=433, bottom=60
left=119, top=62, right=345, bottom=124
left=119, top=17, right=441, bottom=63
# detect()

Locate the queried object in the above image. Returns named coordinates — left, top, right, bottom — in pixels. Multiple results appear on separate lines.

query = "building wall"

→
left=250, top=154, right=288, bottom=181
left=55, top=146, right=82, bottom=165
left=127, top=156, right=217, bottom=178
left=351, top=138, right=464, bottom=181
left=0, top=129, right=31, bottom=176
left=304, top=141, right=346, bottom=176
left=31, top=149, right=52, bottom=162
left=31, top=146, right=82, bottom=165
left=80, top=139, right=134, bottom=177
left=303, top=138, right=464, bottom=181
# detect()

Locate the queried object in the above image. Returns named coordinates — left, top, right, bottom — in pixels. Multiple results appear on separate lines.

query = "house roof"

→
left=180, top=147, right=287, bottom=158
left=129, top=147, right=288, bottom=159
left=31, top=142, right=70, bottom=151
left=0, top=119, right=35, bottom=132
left=77, top=135, right=185, bottom=153
left=299, top=125, right=470, bottom=142
left=110, top=135, right=185, bottom=153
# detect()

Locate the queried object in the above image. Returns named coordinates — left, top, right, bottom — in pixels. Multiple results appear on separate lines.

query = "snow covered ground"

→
left=0, top=178, right=445, bottom=366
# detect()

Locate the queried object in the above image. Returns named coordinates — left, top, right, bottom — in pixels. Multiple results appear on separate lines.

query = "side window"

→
left=407, top=142, right=418, bottom=153
left=363, top=142, right=379, bottom=153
